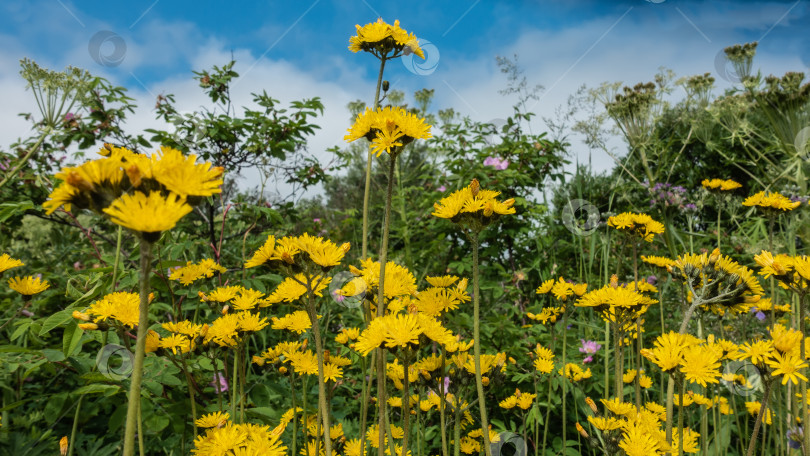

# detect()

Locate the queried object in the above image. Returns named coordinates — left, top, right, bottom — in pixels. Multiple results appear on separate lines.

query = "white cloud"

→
left=1, top=2, right=806, bottom=203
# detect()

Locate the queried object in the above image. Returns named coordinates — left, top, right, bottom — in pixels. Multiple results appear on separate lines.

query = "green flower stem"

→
left=439, top=348, right=449, bottom=456
left=542, top=324, right=556, bottom=453
left=605, top=321, right=611, bottom=402
left=0, top=127, right=51, bottom=191
left=122, top=240, right=153, bottom=456
left=561, top=312, right=568, bottom=446
left=678, top=378, right=684, bottom=456
left=711, top=389, right=719, bottom=456
left=361, top=56, right=388, bottom=260
left=396, top=160, right=413, bottom=269
left=137, top=398, right=145, bottom=456
left=470, top=232, right=492, bottom=456
left=716, top=200, right=722, bottom=250
left=376, top=151, right=398, bottom=456
left=359, top=353, right=371, bottom=456
left=631, top=243, right=642, bottom=409
left=307, top=297, right=332, bottom=456
left=211, top=352, right=224, bottom=412
left=67, top=395, right=83, bottom=456
left=231, top=348, right=239, bottom=422
left=453, top=402, right=461, bottom=456
left=302, top=375, right=311, bottom=456
left=747, top=378, right=772, bottom=456
left=289, top=370, right=299, bottom=456
left=112, top=226, right=123, bottom=291
left=801, top=294, right=810, bottom=454
left=402, top=352, right=411, bottom=454
left=180, top=356, right=197, bottom=438
left=240, top=342, right=248, bottom=423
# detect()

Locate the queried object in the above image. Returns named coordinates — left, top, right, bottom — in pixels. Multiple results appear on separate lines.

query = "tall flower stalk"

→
left=433, top=179, right=516, bottom=456
left=43, top=145, right=222, bottom=455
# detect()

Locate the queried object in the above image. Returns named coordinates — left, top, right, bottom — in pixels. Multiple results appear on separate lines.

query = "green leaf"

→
left=40, top=307, right=75, bottom=336
left=62, top=320, right=84, bottom=357
left=0, top=345, right=35, bottom=353
left=246, top=407, right=279, bottom=422
left=73, top=384, right=120, bottom=396
left=0, top=201, right=34, bottom=222
left=143, top=412, right=170, bottom=432
left=40, top=349, right=66, bottom=362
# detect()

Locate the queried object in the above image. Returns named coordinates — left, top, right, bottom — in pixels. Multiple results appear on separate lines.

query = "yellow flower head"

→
left=169, top=259, right=226, bottom=286
left=345, top=106, right=432, bottom=156
left=701, top=178, right=742, bottom=192
left=0, top=254, right=24, bottom=275
left=432, top=179, right=515, bottom=225
left=150, top=146, right=223, bottom=197
left=103, top=191, right=192, bottom=241
left=349, top=18, right=425, bottom=59
left=607, top=212, right=665, bottom=242
left=8, top=275, right=50, bottom=297
left=743, top=190, right=801, bottom=212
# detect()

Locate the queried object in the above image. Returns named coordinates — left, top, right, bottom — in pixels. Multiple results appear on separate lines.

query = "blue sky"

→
left=1, top=0, right=808, bottom=196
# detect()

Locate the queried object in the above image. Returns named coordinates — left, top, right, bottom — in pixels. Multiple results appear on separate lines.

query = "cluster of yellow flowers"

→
left=432, top=179, right=516, bottom=224
left=344, top=106, right=432, bottom=156
left=169, top=259, right=226, bottom=286
left=190, top=412, right=288, bottom=456
left=743, top=190, right=802, bottom=212
left=579, top=397, right=700, bottom=455
left=607, top=212, right=665, bottom=242
left=245, top=233, right=350, bottom=270
left=498, top=388, right=536, bottom=410
left=701, top=178, right=742, bottom=192
left=349, top=18, right=424, bottom=58
left=754, top=250, right=810, bottom=291
left=44, top=145, right=222, bottom=241
left=668, top=248, right=763, bottom=314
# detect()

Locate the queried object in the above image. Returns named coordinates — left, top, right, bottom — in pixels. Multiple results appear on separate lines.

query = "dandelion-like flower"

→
left=743, top=190, right=801, bottom=212
left=8, top=275, right=50, bottom=297
left=349, top=18, right=424, bottom=59
left=607, top=212, right=665, bottom=242
left=702, top=178, right=742, bottom=192
left=0, top=254, right=24, bottom=275
left=103, top=191, right=192, bottom=241
left=344, top=106, right=432, bottom=156
left=432, top=178, right=515, bottom=227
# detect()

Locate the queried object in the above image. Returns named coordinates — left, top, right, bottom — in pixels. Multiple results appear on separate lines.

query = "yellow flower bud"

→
left=78, top=323, right=98, bottom=331
left=72, top=310, right=90, bottom=321
left=585, top=397, right=598, bottom=414
left=470, top=178, right=480, bottom=197
left=575, top=422, right=589, bottom=439
left=60, top=436, right=68, bottom=456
